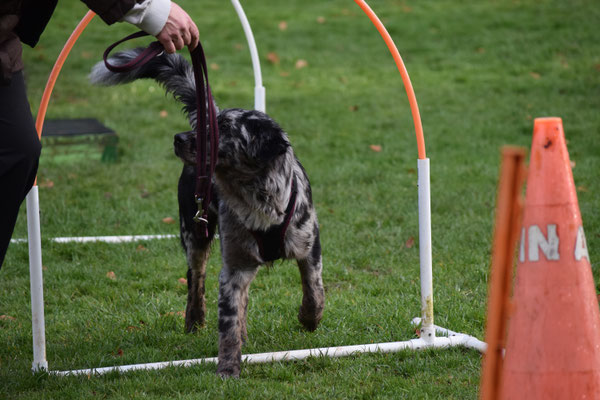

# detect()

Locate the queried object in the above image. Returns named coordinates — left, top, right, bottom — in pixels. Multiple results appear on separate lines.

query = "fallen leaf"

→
left=210, top=63, right=220, bottom=71
left=126, top=325, right=140, bottom=332
left=140, top=190, right=151, bottom=198
left=295, top=59, right=308, bottom=69
left=570, top=160, right=576, bottom=169
left=106, top=271, right=116, bottom=280
left=115, top=348, right=123, bottom=357
left=104, top=192, right=112, bottom=199
left=39, top=179, right=54, bottom=188
left=402, top=5, right=413, bottom=13
left=529, top=72, right=541, bottom=79
left=349, top=105, right=359, bottom=112
left=370, top=144, right=382, bottom=153
left=0, top=315, right=16, bottom=321
left=162, top=217, right=175, bottom=224
left=405, top=237, right=415, bottom=248
left=476, top=47, right=485, bottom=54
left=136, top=244, right=148, bottom=252
left=178, top=278, right=188, bottom=285
left=316, top=16, right=326, bottom=24
left=164, top=311, right=186, bottom=317
left=42, top=265, right=48, bottom=271
left=159, top=110, right=168, bottom=118
left=279, top=71, right=290, bottom=77
left=278, top=21, right=288, bottom=31
left=234, top=43, right=243, bottom=51
left=577, top=185, right=589, bottom=192
left=81, top=51, right=93, bottom=59
left=267, top=52, right=280, bottom=65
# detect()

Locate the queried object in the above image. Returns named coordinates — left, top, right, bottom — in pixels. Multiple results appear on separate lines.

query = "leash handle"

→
left=103, top=31, right=163, bottom=72
left=103, top=32, right=219, bottom=237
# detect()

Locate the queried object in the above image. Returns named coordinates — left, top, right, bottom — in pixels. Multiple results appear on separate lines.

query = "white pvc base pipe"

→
left=13, top=234, right=177, bottom=245
left=52, top=329, right=485, bottom=377
left=26, top=186, right=48, bottom=372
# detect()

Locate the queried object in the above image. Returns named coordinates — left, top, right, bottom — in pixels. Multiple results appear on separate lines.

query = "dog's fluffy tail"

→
left=89, top=48, right=202, bottom=127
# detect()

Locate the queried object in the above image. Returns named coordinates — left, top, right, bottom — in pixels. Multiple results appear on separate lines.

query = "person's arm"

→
left=83, top=0, right=198, bottom=52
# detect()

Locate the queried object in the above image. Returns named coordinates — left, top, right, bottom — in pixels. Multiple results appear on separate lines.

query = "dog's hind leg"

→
left=296, top=229, right=325, bottom=331
left=178, top=166, right=217, bottom=333
left=216, top=265, right=258, bottom=378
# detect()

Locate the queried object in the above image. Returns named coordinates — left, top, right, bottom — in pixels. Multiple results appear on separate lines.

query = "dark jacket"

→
left=1, top=0, right=143, bottom=85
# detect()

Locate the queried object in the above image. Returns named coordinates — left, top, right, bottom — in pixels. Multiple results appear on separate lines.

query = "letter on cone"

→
left=500, top=117, right=600, bottom=399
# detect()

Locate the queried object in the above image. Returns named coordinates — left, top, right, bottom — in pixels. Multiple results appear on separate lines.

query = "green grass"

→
left=1, top=0, right=599, bottom=398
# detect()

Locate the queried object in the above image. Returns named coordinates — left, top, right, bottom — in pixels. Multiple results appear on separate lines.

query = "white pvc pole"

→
left=417, top=158, right=435, bottom=343
left=12, top=234, right=177, bottom=244
left=230, top=0, right=266, bottom=112
left=26, top=186, right=48, bottom=372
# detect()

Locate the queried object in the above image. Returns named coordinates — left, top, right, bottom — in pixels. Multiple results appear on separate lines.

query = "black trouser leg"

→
left=0, top=71, right=42, bottom=270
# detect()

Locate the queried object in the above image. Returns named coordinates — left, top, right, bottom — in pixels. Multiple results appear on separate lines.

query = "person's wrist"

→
left=139, top=0, right=171, bottom=36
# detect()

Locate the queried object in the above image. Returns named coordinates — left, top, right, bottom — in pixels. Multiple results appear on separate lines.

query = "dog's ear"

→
left=246, top=118, right=290, bottom=162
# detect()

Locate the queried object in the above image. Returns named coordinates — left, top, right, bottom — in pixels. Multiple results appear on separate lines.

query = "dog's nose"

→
left=174, top=133, right=187, bottom=145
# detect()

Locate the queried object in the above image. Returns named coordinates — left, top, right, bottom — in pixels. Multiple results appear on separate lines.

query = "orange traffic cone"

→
left=500, top=117, right=598, bottom=399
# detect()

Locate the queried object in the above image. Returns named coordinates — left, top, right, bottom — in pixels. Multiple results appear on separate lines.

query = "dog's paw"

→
left=216, top=364, right=240, bottom=379
left=298, top=306, right=322, bottom=332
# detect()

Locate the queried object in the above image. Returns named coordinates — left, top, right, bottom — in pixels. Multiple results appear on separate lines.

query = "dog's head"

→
left=174, top=109, right=291, bottom=175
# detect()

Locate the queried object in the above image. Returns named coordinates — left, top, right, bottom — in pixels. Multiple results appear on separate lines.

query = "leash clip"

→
left=193, top=196, right=208, bottom=224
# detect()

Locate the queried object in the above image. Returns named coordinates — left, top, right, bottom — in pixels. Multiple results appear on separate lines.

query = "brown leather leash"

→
left=104, top=32, right=218, bottom=237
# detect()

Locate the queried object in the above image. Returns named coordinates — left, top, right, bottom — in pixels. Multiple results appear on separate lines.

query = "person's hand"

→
left=156, top=2, right=199, bottom=53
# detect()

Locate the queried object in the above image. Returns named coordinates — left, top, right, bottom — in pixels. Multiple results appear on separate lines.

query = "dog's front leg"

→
left=297, top=230, right=325, bottom=331
left=178, top=167, right=217, bottom=333
left=216, top=265, right=258, bottom=378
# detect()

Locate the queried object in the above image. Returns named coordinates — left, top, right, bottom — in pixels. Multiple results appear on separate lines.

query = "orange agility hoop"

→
left=35, top=11, right=96, bottom=138
left=354, top=0, right=426, bottom=160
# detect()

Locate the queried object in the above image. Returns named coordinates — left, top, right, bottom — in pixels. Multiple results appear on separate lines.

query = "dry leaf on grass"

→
left=162, top=217, right=175, bottom=224
left=295, top=59, right=308, bottom=69
left=159, top=110, right=168, bottom=118
left=369, top=144, right=382, bottom=153
left=405, top=237, right=415, bottom=249
left=0, top=315, right=16, bottom=321
left=178, top=278, right=187, bottom=285
left=267, top=52, right=280, bottom=65
left=106, top=271, right=116, bottom=280
left=278, top=21, right=288, bottom=31
left=164, top=311, right=186, bottom=317
left=39, top=179, right=54, bottom=188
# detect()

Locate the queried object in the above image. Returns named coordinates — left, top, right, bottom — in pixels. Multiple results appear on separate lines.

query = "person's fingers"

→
left=174, top=34, right=185, bottom=50
left=189, top=26, right=199, bottom=50
left=181, top=29, right=191, bottom=47
left=160, top=37, right=176, bottom=54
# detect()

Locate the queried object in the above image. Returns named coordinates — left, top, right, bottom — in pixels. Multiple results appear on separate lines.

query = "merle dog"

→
left=90, top=49, right=324, bottom=377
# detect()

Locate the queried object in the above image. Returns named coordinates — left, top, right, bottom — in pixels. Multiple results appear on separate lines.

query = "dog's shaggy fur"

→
left=90, top=49, right=324, bottom=377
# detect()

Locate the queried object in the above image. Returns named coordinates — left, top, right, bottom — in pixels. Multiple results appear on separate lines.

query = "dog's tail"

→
left=89, top=48, right=204, bottom=127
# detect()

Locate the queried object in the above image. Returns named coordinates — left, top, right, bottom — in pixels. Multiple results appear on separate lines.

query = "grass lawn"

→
left=1, top=0, right=599, bottom=398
